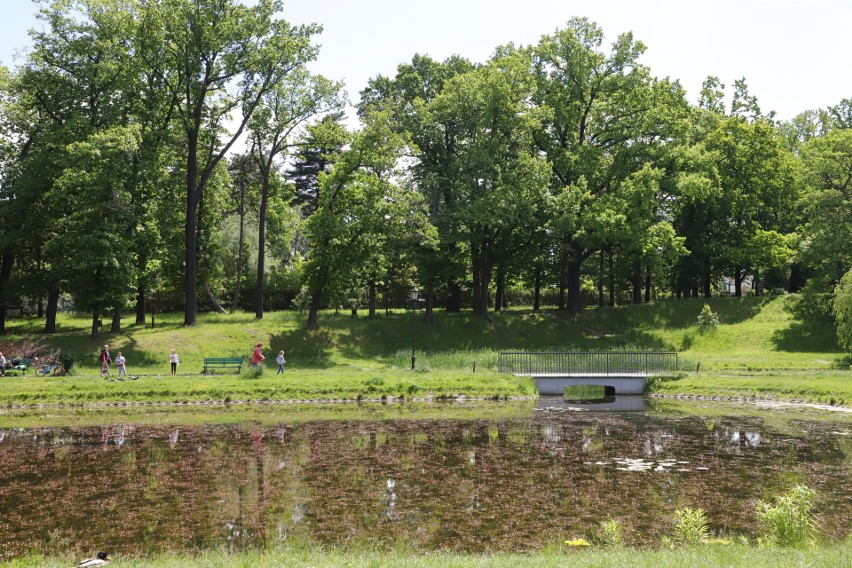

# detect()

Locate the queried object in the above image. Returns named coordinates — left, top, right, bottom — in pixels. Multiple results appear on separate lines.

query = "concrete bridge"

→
left=498, top=352, right=678, bottom=396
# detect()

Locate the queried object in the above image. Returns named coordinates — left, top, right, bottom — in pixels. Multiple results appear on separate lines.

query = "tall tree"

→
left=137, top=0, right=321, bottom=325
left=531, top=18, right=687, bottom=313
left=248, top=70, right=344, bottom=319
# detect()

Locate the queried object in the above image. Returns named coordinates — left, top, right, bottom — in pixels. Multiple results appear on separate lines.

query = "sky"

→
left=1, top=0, right=850, bottom=123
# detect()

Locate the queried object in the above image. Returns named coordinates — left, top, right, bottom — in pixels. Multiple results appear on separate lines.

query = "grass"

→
left=5, top=541, right=851, bottom=568
left=0, top=295, right=849, bottom=405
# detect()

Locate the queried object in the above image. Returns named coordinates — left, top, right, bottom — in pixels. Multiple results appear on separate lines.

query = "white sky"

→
left=1, top=0, right=850, bottom=123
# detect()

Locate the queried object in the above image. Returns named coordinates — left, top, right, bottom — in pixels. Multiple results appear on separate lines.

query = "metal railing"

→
left=498, top=351, right=678, bottom=376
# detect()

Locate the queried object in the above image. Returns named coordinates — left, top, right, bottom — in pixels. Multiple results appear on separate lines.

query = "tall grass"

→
left=672, top=508, right=710, bottom=546
left=757, top=485, right=820, bottom=547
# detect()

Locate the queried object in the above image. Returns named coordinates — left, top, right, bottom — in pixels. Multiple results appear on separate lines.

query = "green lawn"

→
left=6, top=542, right=851, bottom=568
left=0, top=295, right=849, bottom=405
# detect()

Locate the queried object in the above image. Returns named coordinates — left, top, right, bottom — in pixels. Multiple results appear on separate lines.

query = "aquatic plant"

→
left=756, top=485, right=820, bottom=547
left=596, top=519, right=624, bottom=548
left=673, top=507, right=710, bottom=545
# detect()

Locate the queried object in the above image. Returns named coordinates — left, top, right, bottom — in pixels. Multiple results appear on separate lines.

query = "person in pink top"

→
left=250, top=342, right=265, bottom=367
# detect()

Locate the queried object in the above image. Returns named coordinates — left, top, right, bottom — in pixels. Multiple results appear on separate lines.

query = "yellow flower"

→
left=565, top=538, right=592, bottom=547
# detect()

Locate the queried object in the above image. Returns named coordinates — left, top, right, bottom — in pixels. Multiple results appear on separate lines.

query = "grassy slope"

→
left=0, top=295, right=849, bottom=404
left=6, top=542, right=852, bottom=568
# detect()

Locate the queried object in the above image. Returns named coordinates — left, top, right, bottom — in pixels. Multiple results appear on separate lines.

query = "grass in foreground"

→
left=5, top=541, right=851, bottom=568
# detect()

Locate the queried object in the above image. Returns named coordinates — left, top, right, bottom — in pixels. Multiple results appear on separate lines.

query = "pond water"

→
left=0, top=398, right=849, bottom=558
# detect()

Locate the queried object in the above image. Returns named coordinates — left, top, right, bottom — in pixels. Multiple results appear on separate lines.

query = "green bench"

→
left=6, top=358, right=33, bottom=375
left=203, top=357, right=244, bottom=374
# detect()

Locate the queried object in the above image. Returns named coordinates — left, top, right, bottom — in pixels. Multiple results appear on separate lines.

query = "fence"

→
left=498, top=351, right=678, bottom=376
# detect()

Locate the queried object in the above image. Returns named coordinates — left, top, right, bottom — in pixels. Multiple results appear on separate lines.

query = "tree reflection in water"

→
left=0, top=411, right=849, bottom=559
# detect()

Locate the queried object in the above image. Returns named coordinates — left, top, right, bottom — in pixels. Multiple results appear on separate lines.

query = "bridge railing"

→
left=498, top=351, right=678, bottom=376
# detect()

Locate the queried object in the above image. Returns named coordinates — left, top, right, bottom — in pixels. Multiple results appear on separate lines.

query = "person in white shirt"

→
left=170, top=349, right=179, bottom=376
left=115, top=351, right=127, bottom=377
left=276, top=350, right=286, bottom=374
left=0, top=352, right=6, bottom=377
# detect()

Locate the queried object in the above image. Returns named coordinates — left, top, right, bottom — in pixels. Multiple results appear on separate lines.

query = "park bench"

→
left=3, top=358, right=32, bottom=376
left=203, top=357, right=244, bottom=374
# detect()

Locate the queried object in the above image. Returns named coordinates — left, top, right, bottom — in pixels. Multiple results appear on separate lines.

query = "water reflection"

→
left=536, top=395, right=646, bottom=412
left=0, top=409, right=849, bottom=559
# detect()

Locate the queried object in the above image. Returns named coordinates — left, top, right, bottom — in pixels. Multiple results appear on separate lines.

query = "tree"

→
left=834, top=268, right=852, bottom=351
left=428, top=50, right=550, bottom=320
left=531, top=18, right=687, bottom=312
left=302, top=114, right=430, bottom=329
left=45, top=126, right=141, bottom=337
left=359, top=54, right=475, bottom=319
left=248, top=69, right=344, bottom=319
left=137, top=0, right=322, bottom=325
left=797, top=128, right=852, bottom=292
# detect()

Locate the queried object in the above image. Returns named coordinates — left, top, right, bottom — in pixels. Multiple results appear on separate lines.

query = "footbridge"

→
left=498, top=351, right=679, bottom=395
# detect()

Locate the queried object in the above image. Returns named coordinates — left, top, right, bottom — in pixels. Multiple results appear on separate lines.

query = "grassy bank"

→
left=649, top=370, right=852, bottom=406
left=0, top=295, right=849, bottom=405
left=0, top=368, right=535, bottom=406
left=6, top=542, right=851, bottom=568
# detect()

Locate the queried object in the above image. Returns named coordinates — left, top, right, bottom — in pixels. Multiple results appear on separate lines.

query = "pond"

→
left=0, top=398, right=849, bottom=558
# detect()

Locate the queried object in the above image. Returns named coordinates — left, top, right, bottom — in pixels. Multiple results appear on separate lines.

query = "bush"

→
left=696, top=304, right=720, bottom=334
left=595, top=519, right=624, bottom=548
left=756, top=485, right=819, bottom=547
left=673, top=507, right=709, bottom=545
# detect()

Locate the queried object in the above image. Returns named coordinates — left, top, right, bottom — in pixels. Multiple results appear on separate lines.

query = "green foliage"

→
left=595, top=519, right=624, bottom=548
left=756, top=485, right=820, bottom=547
left=672, top=507, right=710, bottom=546
left=696, top=304, right=720, bottom=334
left=832, top=268, right=852, bottom=350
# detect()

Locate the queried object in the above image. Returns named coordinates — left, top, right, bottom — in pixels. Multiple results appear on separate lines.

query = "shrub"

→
left=673, top=507, right=709, bottom=545
left=595, top=519, right=624, bottom=548
left=243, top=363, right=265, bottom=379
left=756, top=484, right=819, bottom=547
left=696, top=304, right=720, bottom=334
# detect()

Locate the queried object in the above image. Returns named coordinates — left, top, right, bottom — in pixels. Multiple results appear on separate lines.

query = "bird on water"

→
left=76, top=551, right=112, bottom=567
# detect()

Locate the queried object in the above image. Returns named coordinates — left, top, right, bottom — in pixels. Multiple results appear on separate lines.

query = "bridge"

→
left=498, top=351, right=679, bottom=395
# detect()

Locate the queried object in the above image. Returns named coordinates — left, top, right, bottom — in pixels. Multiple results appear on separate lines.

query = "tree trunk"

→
left=110, top=308, right=121, bottom=333
left=135, top=282, right=147, bottom=326
left=307, top=288, right=321, bottom=330
left=703, top=268, right=712, bottom=298
left=91, top=306, right=100, bottom=339
left=734, top=269, right=743, bottom=298
left=567, top=258, right=583, bottom=314
left=368, top=281, right=377, bottom=318
left=445, top=281, right=462, bottom=312
left=644, top=269, right=652, bottom=303
left=205, top=281, right=227, bottom=314
left=494, top=266, right=505, bottom=313
left=232, top=185, right=246, bottom=312
left=45, top=284, right=59, bottom=334
left=0, top=248, right=13, bottom=334
left=425, top=284, right=436, bottom=324
left=533, top=267, right=541, bottom=312
left=184, top=133, right=200, bottom=327
left=631, top=260, right=642, bottom=304
left=598, top=250, right=605, bottom=308
left=255, top=176, right=269, bottom=320
left=608, top=251, right=615, bottom=307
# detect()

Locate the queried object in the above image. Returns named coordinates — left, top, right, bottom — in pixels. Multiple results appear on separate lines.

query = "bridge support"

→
left=533, top=375, right=647, bottom=395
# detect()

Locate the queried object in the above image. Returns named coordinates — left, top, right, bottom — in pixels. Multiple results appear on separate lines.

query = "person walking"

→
left=0, top=352, right=6, bottom=377
left=100, top=345, right=112, bottom=377
left=276, top=350, right=286, bottom=374
left=170, top=349, right=179, bottom=376
left=115, top=351, right=127, bottom=378
left=250, top=342, right=265, bottom=367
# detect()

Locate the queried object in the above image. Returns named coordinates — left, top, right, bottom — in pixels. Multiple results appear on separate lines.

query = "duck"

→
left=76, top=551, right=112, bottom=567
